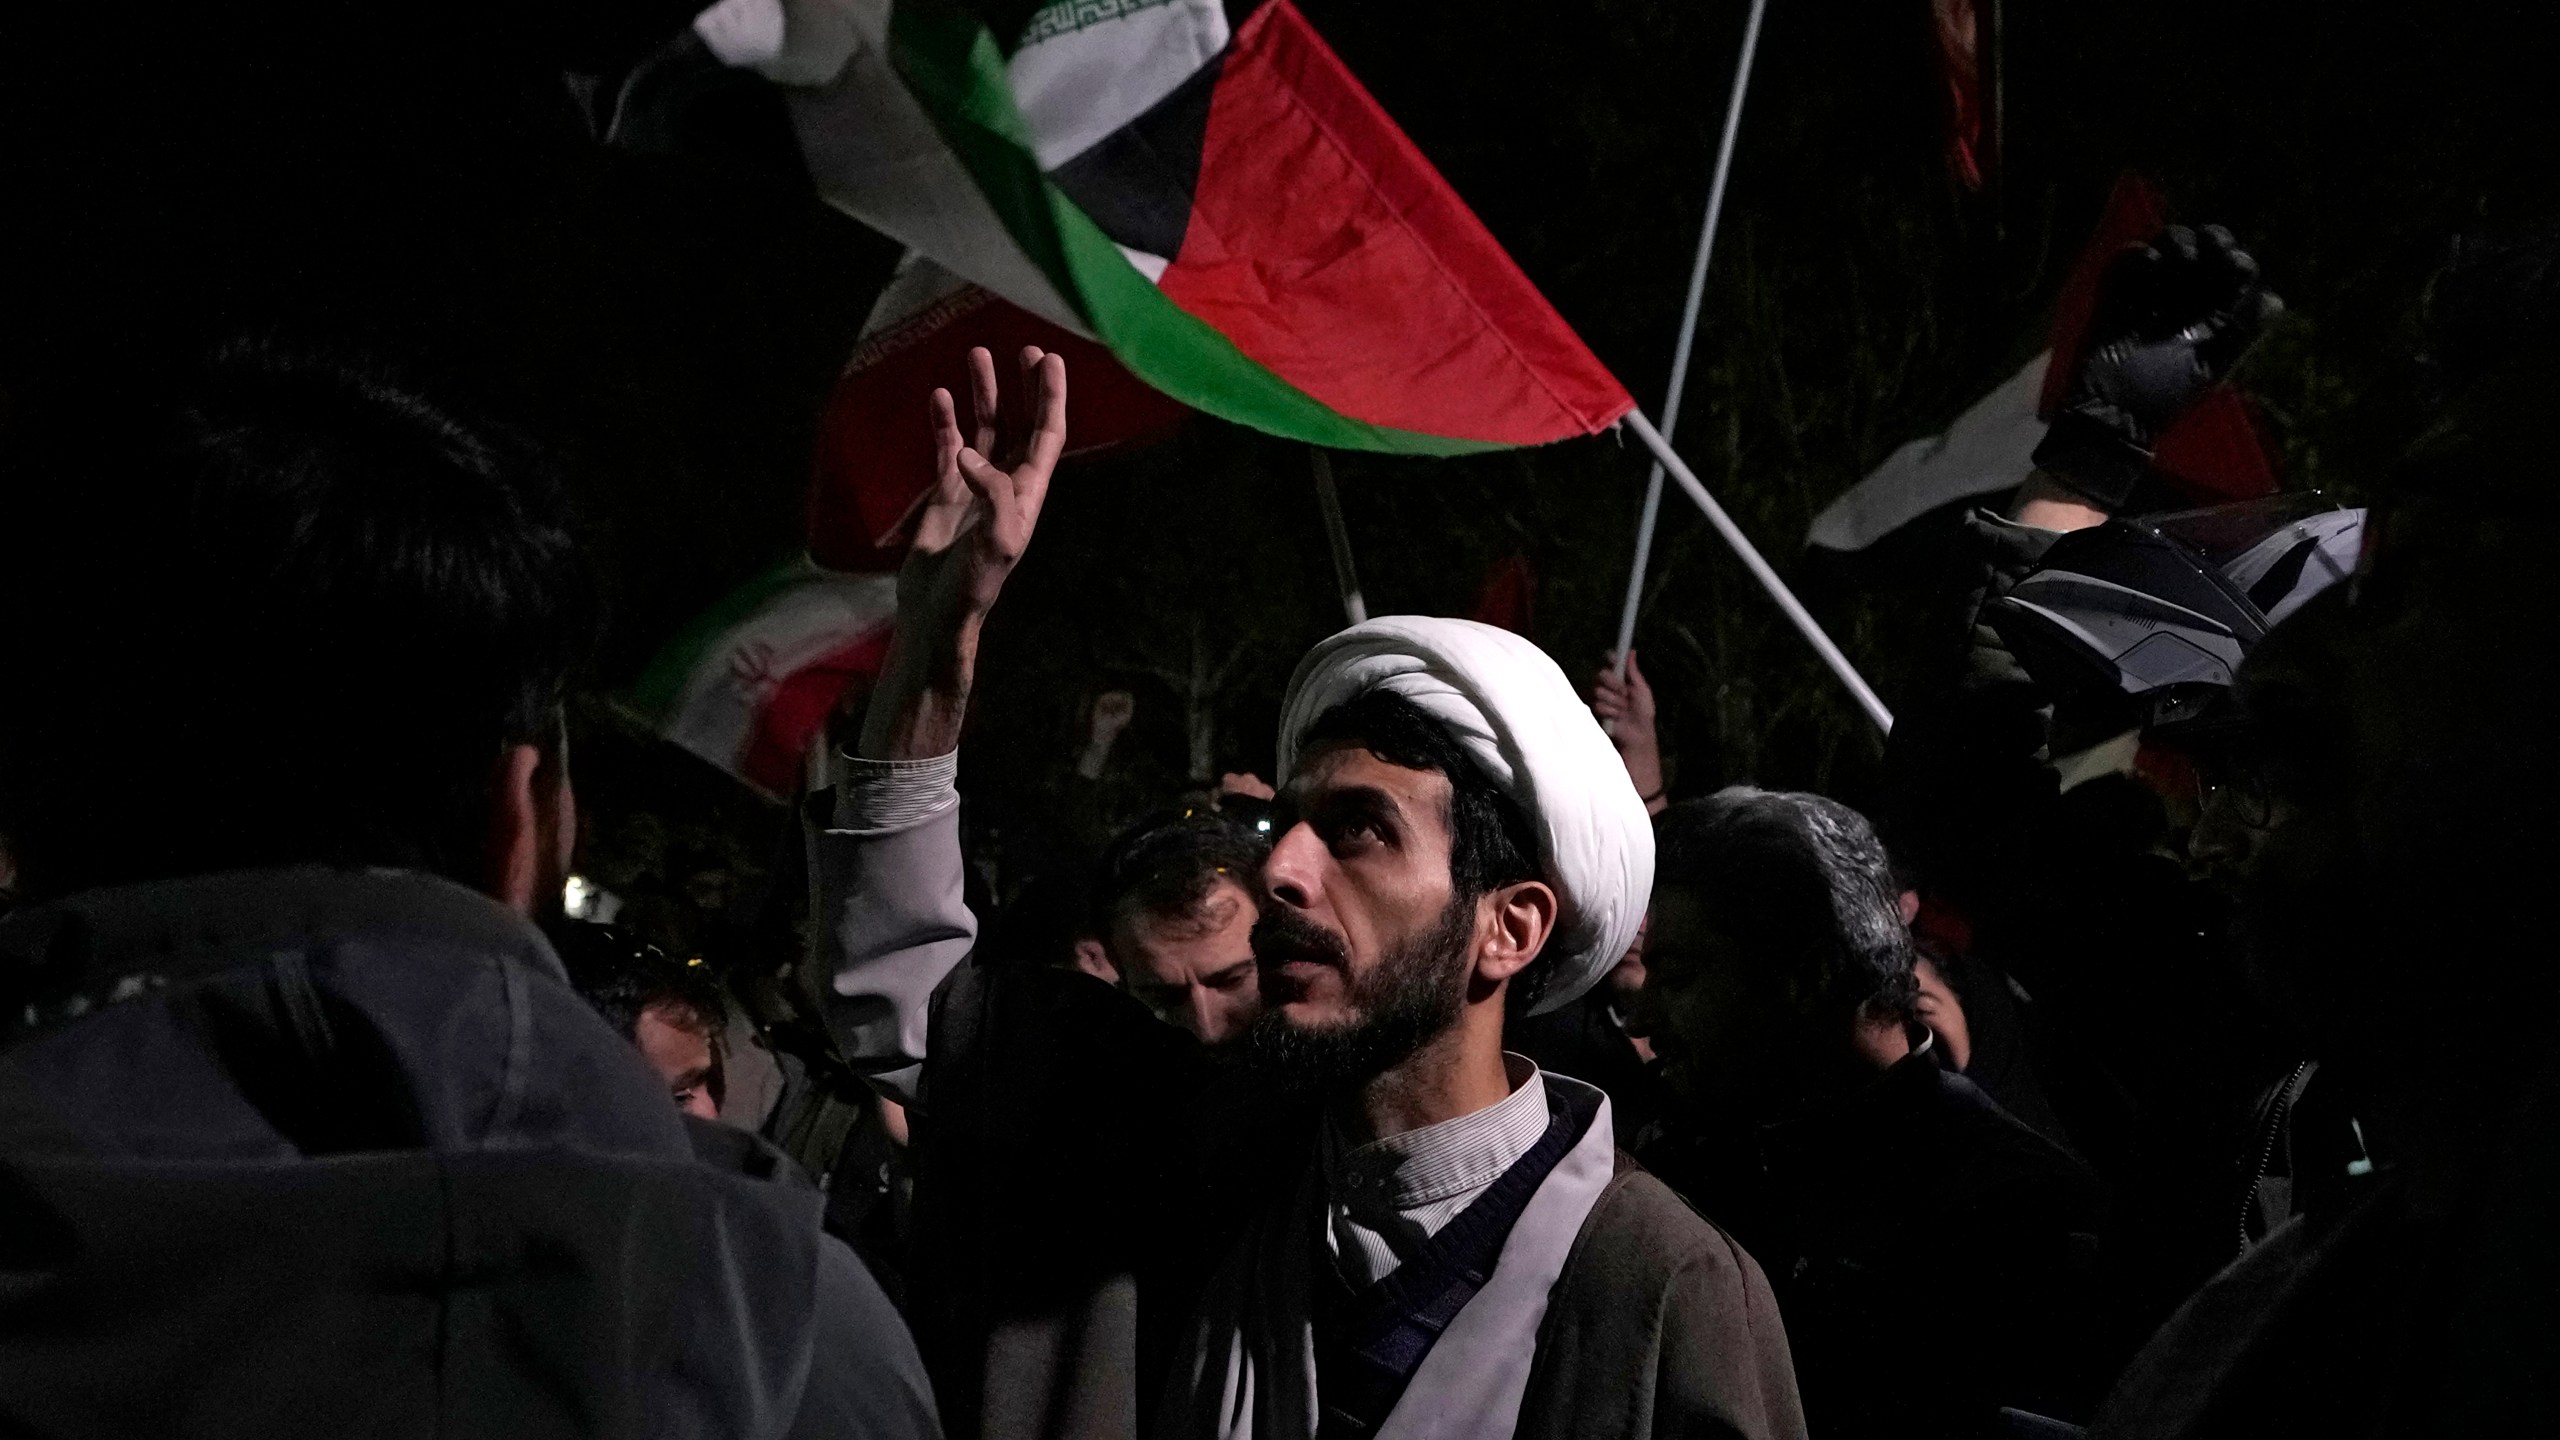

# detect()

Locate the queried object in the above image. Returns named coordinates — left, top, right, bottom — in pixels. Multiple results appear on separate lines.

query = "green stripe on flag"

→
left=888, top=0, right=1507, bottom=457
left=631, top=558, right=819, bottom=717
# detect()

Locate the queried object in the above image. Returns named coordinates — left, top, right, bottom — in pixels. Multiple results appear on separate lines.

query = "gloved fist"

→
left=2033, top=224, right=2283, bottom=509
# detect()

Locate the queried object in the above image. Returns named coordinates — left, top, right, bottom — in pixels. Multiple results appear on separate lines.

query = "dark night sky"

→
left=5, top=1, right=2554, bottom=806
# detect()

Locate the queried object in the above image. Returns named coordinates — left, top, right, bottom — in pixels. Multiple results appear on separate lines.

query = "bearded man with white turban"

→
left=1155, top=618, right=1804, bottom=1440
left=808, top=348, right=1800, bottom=1440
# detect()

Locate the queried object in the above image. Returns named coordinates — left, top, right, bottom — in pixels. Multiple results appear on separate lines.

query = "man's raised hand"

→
left=906, top=344, right=1069, bottom=624
left=860, top=345, right=1067, bottom=761
left=1592, top=650, right=1667, bottom=815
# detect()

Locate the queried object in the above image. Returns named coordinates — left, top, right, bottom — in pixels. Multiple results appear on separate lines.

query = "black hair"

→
left=551, top=922, right=729, bottom=1051
left=1091, top=806, right=1269, bottom=940
left=0, top=339, right=595, bottom=898
left=1653, top=787, right=1917, bottom=1027
left=1295, top=689, right=1549, bottom=1007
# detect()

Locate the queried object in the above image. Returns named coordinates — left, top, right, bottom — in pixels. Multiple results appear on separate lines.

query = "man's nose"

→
left=1188, top=987, right=1228, bottom=1045
left=2188, top=803, right=2249, bottom=873
left=1262, top=821, right=1324, bottom=910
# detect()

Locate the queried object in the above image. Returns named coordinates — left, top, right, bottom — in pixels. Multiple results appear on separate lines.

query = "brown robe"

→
left=1514, top=1155, right=1807, bottom=1440
left=1160, top=1102, right=1805, bottom=1440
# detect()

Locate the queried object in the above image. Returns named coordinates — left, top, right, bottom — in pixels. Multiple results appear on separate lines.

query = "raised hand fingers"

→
left=954, top=445, right=1039, bottom=567
left=897, top=386, right=977, bottom=551
left=967, top=346, right=1000, bottom=458
left=954, top=443, right=1008, bottom=509
left=930, top=386, right=964, bottom=481
left=2198, top=225, right=2257, bottom=287
left=991, top=346, right=1039, bottom=468
left=1022, top=351, right=1068, bottom=479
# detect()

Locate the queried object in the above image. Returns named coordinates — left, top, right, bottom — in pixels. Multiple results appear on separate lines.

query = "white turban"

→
left=1275, top=616, right=1654, bottom=1017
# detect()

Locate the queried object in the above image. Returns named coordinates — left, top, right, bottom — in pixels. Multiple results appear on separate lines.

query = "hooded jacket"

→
left=0, top=866, right=936, bottom=1440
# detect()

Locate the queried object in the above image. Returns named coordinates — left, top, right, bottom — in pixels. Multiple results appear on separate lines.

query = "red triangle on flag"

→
left=2040, top=174, right=2168, bottom=418
left=2152, top=385, right=2278, bottom=503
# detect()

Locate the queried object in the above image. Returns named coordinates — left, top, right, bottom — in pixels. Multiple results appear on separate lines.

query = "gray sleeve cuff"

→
left=831, top=750, right=959, bottom=832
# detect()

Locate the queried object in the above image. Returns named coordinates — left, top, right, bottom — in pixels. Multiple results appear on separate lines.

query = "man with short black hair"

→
left=1634, top=787, right=2111, bottom=1439
left=0, top=342, right=938, bottom=1440
left=1095, top=809, right=1269, bottom=1048
left=555, top=922, right=732, bottom=1120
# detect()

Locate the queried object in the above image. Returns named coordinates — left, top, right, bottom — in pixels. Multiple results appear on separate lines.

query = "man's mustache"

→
left=1252, top=907, right=1350, bottom=973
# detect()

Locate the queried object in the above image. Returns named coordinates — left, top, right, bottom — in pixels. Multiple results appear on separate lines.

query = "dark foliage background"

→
left=6, top=0, right=2555, bottom=946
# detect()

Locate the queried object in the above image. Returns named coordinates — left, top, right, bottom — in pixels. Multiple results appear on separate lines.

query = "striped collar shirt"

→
left=1317, top=1053, right=1550, bottom=1288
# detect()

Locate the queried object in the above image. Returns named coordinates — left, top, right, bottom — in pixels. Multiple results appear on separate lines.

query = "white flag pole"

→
left=1623, top=409, right=1894, bottom=733
left=1610, top=0, right=1771, bottom=676
left=1310, top=448, right=1368, bottom=626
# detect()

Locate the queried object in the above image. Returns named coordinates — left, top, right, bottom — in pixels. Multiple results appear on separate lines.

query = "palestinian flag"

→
left=699, top=0, right=1633, bottom=463
left=633, top=559, right=898, bottom=798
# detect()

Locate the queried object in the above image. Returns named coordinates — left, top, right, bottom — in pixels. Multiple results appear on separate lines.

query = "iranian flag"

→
left=700, top=0, right=1633, bottom=483
left=633, top=560, right=899, bottom=799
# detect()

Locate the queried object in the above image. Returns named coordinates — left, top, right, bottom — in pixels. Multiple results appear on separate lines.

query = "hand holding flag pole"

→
left=1603, top=0, right=1890, bottom=736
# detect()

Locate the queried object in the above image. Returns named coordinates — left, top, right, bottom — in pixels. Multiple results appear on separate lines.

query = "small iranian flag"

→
left=633, top=560, right=899, bottom=799
left=700, top=0, right=1633, bottom=478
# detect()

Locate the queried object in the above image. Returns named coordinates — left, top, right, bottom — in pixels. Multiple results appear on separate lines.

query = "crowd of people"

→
left=3, top=214, right=2556, bottom=1440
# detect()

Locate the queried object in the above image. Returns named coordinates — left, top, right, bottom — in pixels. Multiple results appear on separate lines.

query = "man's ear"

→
left=484, top=743, right=546, bottom=915
left=1070, top=937, right=1122, bottom=985
left=1473, top=880, right=1559, bottom=988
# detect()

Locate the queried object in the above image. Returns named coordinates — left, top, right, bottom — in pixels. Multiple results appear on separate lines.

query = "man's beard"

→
left=1244, top=893, right=1476, bottom=1094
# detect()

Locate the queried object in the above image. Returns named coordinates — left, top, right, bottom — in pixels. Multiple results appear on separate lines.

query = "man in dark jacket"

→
left=1634, top=789, right=2112, bottom=1439
left=2090, top=225, right=2560, bottom=1440
left=0, top=344, right=937, bottom=1439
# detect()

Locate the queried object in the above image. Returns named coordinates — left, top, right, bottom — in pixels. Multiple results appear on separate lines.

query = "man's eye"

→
left=1329, top=820, right=1379, bottom=853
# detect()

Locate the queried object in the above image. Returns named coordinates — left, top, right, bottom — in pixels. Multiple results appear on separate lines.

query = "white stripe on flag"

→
left=1010, top=0, right=1231, bottom=170
left=741, top=0, right=1093, bottom=332
left=1806, top=352, right=2051, bottom=553
left=659, top=569, right=899, bottom=778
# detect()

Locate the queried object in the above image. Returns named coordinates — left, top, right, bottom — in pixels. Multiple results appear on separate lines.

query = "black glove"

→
left=2034, top=224, right=2284, bottom=509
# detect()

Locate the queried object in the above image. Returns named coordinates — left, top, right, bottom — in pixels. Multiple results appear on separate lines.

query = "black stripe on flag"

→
left=1046, top=46, right=1225, bottom=263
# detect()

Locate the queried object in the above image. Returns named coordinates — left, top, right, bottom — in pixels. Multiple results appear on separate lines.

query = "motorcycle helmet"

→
left=1986, top=497, right=2363, bottom=737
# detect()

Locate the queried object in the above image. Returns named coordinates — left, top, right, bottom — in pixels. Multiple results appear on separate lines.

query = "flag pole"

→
left=1610, top=0, right=1771, bottom=677
left=1310, top=448, right=1369, bottom=626
left=1623, top=409, right=1894, bottom=734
